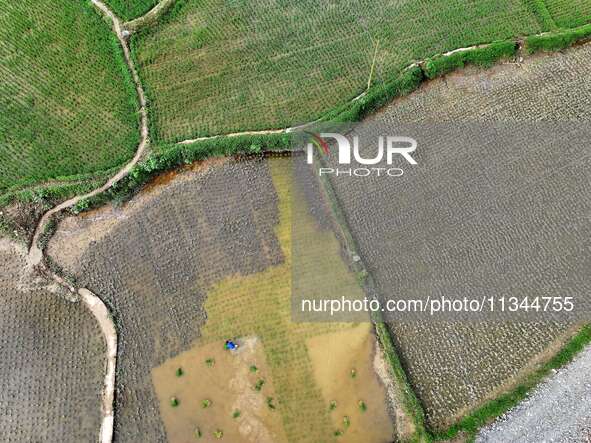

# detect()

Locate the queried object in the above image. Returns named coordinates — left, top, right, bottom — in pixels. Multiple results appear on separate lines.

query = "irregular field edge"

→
left=432, top=325, right=591, bottom=441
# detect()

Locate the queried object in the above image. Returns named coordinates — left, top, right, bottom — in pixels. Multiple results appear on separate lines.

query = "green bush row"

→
left=423, top=41, right=517, bottom=79
left=375, top=322, right=431, bottom=443
left=526, top=23, right=591, bottom=53
left=76, top=133, right=293, bottom=212
left=323, top=66, right=424, bottom=123
left=433, top=324, right=591, bottom=440
left=0, top=178, right=109, bottom=209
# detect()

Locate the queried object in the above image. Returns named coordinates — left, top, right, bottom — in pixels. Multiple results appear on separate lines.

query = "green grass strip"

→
left=375, top=322, right=432, bottom=443
left=433, top=324, right=591, bottom=440
left=526, top=23, right=591, bottom=53
left=423, top=41, right=517, bottom=79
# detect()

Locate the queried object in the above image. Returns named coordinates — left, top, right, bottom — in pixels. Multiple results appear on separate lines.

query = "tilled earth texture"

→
left=48, top=158, right=284, bottom=441
left=320, top=44, right=591, bottom=429
left=0, top=239, right=104, bottom=441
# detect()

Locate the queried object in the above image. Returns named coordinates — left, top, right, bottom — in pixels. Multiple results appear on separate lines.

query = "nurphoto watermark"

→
left=302, top=128, right=418, bottom=177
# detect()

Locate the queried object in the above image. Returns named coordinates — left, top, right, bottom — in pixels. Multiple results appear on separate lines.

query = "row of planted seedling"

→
left=168, top=357, right=276, bottom=439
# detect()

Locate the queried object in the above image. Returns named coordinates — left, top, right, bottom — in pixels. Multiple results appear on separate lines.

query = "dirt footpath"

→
left=477, top=345, right=591, bottom=442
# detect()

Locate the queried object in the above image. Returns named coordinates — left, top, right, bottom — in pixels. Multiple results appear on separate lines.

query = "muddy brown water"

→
left=152, top=337, right=287, bottom=443
left=307, top=323, right=395, bottom=443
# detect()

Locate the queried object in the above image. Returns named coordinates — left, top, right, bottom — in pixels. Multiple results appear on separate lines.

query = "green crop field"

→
left=132, top=0, right=546, bottom=142
left=105, top=0, right=159, bottom=21
left=0, top=0, right=138, bottom=194
left=545, top=0, right=591, bottom=27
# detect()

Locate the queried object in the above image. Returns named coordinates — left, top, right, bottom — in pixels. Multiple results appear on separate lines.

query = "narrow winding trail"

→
left=79, top=288, right=118, bottom=443
left=26, top=2, right=150, bottom=442
left=28, top=0, right=149, bottom=267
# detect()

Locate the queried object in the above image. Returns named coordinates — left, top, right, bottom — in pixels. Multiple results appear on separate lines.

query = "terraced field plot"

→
left=0, top=240, right=105, bottom=442
left=0, top=0, right=138, bottom=193
left=131, top=0, right=546, bottom=142
left=49, top=156, right=393, bottom=442
left=321, top=45, right=591, bottom=430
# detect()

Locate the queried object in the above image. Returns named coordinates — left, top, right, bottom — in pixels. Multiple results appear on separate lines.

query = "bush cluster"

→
left=423, top=41, right=517, bottom=79
left=80, top=133, right=292, bottom=211
left=526, top=23, right=591, bottom=53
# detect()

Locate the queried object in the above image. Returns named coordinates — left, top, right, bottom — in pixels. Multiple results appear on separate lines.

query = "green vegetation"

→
left=213, top=429, right=223, bottom=439
left=201, top=399, right=211, bottom=409
left=132, top=0, right=543, bottom=142
left=104, top=0, right=158, bottom=21
left=254, top=378, right=265, bottom=392
left=205, top=358, right=215, bottom=367
left=343, top=416, right=351, bottom=428
left=175, top=367, right=183, bottom=377
left=329, top=400, right=337, bottom=411
left=266, top=397, right=276, bottom=410
left=375, top=321, right=430, bottom=442
left=524, top=0, right=558, bottom=29
left=434, top=325, right=591, bottom=441
left=423, top=41, right=517, bottom=79
left=358, top=400, right=367, bottom=413
left=0, top=0, right=138, bottom=194
left=232, top=410, right=240, bottom=419
left=321, top=66, right=424, bottom=123
left=526, top=23, right=591, bottom=53
left=73, top=134, right=291, bottom=215
left=249, top=365, right=258, bottom=373
left=545, top=0, right=591, bottom=27
left=170, top=396, right=179, bottom=407
left=194, top=426, right=202, bottom=438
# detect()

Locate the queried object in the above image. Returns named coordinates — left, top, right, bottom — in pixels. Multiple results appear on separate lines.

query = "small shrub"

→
left=72, top=198, right=90, bottom=214
left=266, top=397, right=276, bottom=410
left=254, top=379, right=265, bottom=391
left=356, top=270, right=368, bottom=285
left=329, top=400, right=337, bottom=411
left=201, top=399, right=212, bottom=408
left=170, top=397, right=179, bottom=407
left=194, top=427, right=202, bottom=438
left=334, top=429, right=343, bottom=437
left=205, top=358, right=215, bottom=367
left=176, top=367, right=184, bottom=377
left=249, top=365, right=258, bottom=373
left=350, top=368, right=357, bottom=379
left=358, top=400, right=367, bottom=412
left=343, top=416, right=351, bottom=428
left=232, top=410, right=241, bottom=418
left=213, top=429, right=223, bottom=439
